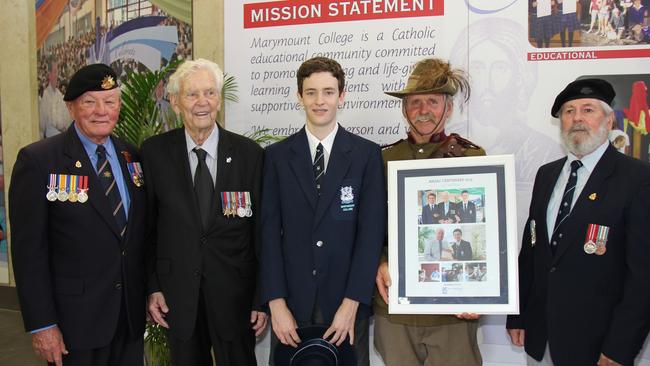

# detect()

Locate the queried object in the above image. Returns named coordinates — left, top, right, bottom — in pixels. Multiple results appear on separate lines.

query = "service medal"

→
left=77, top=176, right=89, bottom=203
left=46, top=174, right=58, bottom=201
left=57, top=190, right=69, bottom=202
left=132, top=173, right=143, bottom=187
left=46, top=190, right=58, bottom=202
left=68, top=175, right=78, bottom=202
left=584, top=240, right=597, bottom=254
left=244, top=191, right=253, bottom=217
left=237, top=207, right=246, bottom=217
left=595, top=224, right=609, bottom=256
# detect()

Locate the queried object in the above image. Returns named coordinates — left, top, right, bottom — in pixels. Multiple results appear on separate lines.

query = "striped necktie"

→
left=550, top=160, right=583, bottom=254
left=96, top=145, right=127, bottom=237
left=314, top=143, right=324, bottom=195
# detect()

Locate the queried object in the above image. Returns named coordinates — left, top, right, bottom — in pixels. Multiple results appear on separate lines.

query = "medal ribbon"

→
left=221, top=192, right=228, bottom=214
left=80, top=175, right=88, bottom=191
left=597, top=225, right=609, bottom=245
left=237, top=192, right=243, bottom=212
left=245, top=192, right=252, bottom=210
left=230, top=192, right=236, bottom=213
left=70, top=175, right=77, bottom=194
left=585, top=223, right=597, bottom=243
left=58, top=174, right=68, bottom=193
left=49, top=174, right=57, bottom=189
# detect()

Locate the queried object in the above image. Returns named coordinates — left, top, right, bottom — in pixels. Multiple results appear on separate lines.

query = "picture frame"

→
left=387, top=155, right=519, bottom=314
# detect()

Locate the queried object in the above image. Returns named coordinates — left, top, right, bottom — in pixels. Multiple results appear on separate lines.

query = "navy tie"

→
left=550, top=160, right=583, bottom=254
left=96, top=145, right=127, bottom=237
left=314, top=143, right=324, bottom=194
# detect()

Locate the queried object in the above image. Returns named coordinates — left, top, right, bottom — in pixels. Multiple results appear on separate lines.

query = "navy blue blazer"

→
left=10, top=126, right=146, bottom=349
left=421, top=204, right=437, bottom=224
left=507, top=145, right=650, bottom=365
left=260, top=126, right=386, bottom=324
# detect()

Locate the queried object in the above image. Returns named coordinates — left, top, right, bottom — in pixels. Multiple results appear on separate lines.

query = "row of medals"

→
left=583, top=239, right=606, bottom=255
left=224, top=205, right=252, bottom=218
left=46, top=187, right=88, bottom=203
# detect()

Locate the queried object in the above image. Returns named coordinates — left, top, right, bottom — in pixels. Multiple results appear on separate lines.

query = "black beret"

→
left=551, top=78, right=615, bottom=117
left=63, top=63, right=118, bottom=101
left=274, top=325, right=356, bottom=365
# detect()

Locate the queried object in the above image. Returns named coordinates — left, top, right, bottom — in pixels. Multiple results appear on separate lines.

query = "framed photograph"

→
left=388, top=155, right=519, bottom=315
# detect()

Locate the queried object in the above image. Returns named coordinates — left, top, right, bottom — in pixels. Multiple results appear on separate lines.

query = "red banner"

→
left=244, top=0, right=444, bottom=28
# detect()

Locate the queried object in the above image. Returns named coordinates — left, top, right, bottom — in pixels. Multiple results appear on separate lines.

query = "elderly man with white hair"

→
left=142, top=58, right=267, bottom=366
left=507, top=78, right=650, bottom=366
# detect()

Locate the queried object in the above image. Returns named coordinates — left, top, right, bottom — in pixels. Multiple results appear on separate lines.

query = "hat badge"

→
left=101, top=75, right=115, bottom=90
left=580, top=87, right=593, bottom=95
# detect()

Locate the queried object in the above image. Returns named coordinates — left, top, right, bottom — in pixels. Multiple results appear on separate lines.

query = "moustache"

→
left=568, top=124, right=589, bottom=133
left=415, top=113, right=435, bottom=122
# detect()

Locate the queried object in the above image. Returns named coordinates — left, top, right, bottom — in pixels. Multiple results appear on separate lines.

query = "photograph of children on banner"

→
left=529, top=0, right=649, bottom=48
left=417, top=188, right=485, bottom=225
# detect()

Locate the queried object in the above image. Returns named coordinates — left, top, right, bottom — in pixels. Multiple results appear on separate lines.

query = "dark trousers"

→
left=167, top=289, right=256, bottom=366
left=269, top=299, right=369, bottom=366
left=48, top=301, right=143, bottom=366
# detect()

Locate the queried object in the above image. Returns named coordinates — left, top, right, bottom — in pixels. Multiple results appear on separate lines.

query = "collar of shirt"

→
left=74, top=122, right=130, bottom=216
left=185, top=125, right=219, bottom=184
left=546, top=140, right=610, bottom=239
left=306, top=123, right=338, bottom=172
left=75, top=122, right=118, bottom=172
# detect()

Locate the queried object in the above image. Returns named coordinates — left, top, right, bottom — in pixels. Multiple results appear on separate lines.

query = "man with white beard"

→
left=506, top=79, right=650, bottom=366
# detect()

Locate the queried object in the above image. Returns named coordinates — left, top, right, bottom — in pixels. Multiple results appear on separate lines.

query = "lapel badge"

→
left=75, top=161, right=82, bottom=168
left=589, top=193, right=597, bottom=201
left=226, top=157, right=232, bottom=163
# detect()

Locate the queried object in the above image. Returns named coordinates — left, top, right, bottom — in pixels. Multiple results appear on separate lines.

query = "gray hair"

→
left=166, top=58, right=224, bottom=96
left=599, top=100, right=614, bottom=116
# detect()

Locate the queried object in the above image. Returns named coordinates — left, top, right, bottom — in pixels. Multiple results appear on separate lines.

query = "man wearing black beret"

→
left=506, top=78, right=650, bottom=365
left=10, top=63, right=146, bottom=366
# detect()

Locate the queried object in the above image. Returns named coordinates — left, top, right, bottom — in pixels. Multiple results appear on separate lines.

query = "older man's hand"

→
left=32, top=326, right=68, bottom=366
left=250, top=310, right=268, bottom=337
left=147, top=291, right=170, bottom=328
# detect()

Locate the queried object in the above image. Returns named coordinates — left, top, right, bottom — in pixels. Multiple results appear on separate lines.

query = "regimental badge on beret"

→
left=101, top=75, right=115, bottom=90
left=580, top=87, right=593, bottom=95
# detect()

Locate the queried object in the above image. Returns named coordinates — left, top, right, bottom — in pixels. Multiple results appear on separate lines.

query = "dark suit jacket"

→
left=506, top=145, right=650, bottom=365
left=9, top=126, right=146, bottom=350
left=259, top=126, right=386, bottom=323
left=452, top=240, right=473, bottom=261
left=434, top=201, right=457, bottom=223
left=141, top=125, right=263, bottom=341
left=421, top=204, right=437, bottom=224
left=457, top=201, right=477, bottom=223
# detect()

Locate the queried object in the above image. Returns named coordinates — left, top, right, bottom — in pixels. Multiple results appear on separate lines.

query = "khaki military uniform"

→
left=374, top=133, right=485, bottom=366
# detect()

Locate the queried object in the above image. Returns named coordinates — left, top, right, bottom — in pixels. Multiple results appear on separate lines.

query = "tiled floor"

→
left=0, top=309, right=42, bottom=366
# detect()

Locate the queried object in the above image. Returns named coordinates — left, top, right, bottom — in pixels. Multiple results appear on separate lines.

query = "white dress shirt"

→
left=185, top=126, right=219, bottom=185
left=305, top=124, right=338, bottom=172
